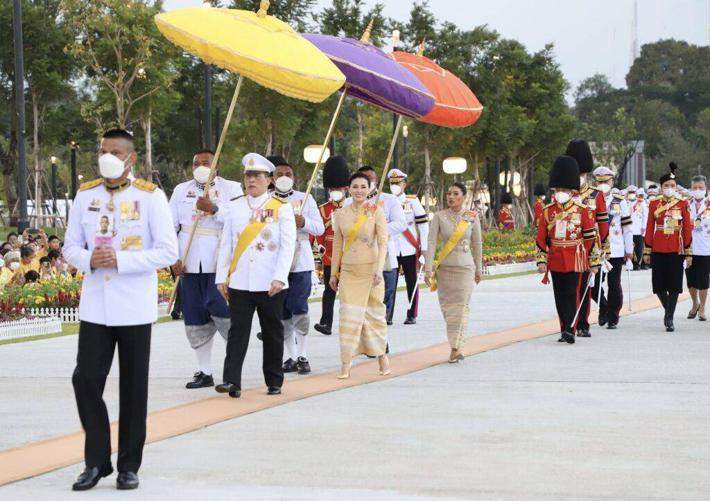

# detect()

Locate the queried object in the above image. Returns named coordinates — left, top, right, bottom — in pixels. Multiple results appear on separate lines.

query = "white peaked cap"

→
left=242, top=153, right=274, bottom=174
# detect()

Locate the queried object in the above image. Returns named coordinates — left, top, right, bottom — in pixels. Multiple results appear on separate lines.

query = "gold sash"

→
left=654, top=198, right=679, bottom=218
left=344, top=210, right=369, bottom=254
left=430, top=219, right=470, bottom=292
left=227, top=197, right=282, bottom=278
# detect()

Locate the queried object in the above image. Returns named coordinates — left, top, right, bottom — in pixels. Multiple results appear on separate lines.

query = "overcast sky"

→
left=164, top=0, right=709, bottom=97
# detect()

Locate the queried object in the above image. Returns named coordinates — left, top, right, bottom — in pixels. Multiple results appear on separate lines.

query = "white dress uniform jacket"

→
left=606, top=194, right=634, bottom=258
left=394, top=193, right=429, bottom=257
left=689, top=197, right=710, bottom=256
left=215, top=192, right=297, bottom=292
left=169, top=176, right=242, bottom=274
left=346, top=191, right=407, bottom=270
left=630, top=198, right=648, bottom=236
left=285, top=190, right=324, bottom=273
left=63, top=179, right=179, bottom=326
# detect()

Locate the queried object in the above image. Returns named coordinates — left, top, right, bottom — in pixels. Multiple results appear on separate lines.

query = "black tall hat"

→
left=323, top=155, right=350, bottom=188
left=266, top=155, right=291, bottom=169
left=534, top=183, right=546, bottom=196
left=565, top=139, right=594, bottom=174
left=549, top=156, right=580, bottom=190
left=659, top=162, right=679, bottom=185
left=500, top=192, right=513, bottom=204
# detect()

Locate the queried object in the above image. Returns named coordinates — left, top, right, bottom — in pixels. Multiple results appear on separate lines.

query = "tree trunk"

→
left=356, top=105, right=364, bottom=167
left=423, top=143, right=432, bottom=210
left=32, top=90, right=42, bottom=228
left=142, top=106, right=153, bottom=180
left=3, top=88, right=19, bottom=225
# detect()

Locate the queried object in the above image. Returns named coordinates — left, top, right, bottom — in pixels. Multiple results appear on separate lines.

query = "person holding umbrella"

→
left=314, top=156, right=351, bottom=336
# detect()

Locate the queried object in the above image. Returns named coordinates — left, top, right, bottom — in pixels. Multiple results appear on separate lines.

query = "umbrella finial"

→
left=361, top=18, right=374, bottom=44
left=417, top=40, right=426, bottom=56
left=257, top=0, right=270, bottom=17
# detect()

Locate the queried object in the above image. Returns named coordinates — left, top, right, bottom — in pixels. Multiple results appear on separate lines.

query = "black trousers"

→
left=597, top=257, right=625, bottom=324
left=72, top=321, right=151, bottom=473
left=319, top=265, right=336, bottom=328
left=223, top=288, right=285, bottom=389
left=633, top=235, right=644, bottom=269
left=392, top=254, right=420, bottom=320
left=551, top=271, right=582, bottom=334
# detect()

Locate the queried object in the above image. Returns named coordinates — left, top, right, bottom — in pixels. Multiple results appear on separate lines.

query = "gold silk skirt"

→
left=338, top=263, right=387, bottom=363
left=435, top=265, right=474, bottom=350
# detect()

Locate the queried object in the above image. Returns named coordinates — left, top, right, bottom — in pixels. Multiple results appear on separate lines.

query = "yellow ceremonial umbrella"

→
left=155, top=1, right=345, bottom=310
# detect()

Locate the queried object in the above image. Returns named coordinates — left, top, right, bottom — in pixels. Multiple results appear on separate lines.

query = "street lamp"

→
left=303, top=145, right=330, bottom=165
left=443, top=157, right=467, bottom=175
left=50, top=156, right=58, bottom=226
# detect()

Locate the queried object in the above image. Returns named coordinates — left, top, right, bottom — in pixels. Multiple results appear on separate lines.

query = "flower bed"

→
left=482, top=229, right=537, bottom=266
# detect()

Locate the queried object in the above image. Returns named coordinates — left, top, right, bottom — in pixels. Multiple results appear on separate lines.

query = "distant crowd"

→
left=0, top=230, right=77, bottom=288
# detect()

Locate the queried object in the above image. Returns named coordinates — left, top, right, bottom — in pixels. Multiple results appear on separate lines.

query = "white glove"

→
left=625, top=259, right=633, bottom=271
left=418, top=254, right=426, bottom=265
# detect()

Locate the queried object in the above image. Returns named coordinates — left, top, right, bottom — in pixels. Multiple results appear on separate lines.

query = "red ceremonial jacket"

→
left=576, top=186, right=610, bottom=244
left=643, top=196, right=693, bottom=255
left=536, top=200, right=600, bottom=273
left=315, top=200, right=342, bottom=266
left=498, top=206, right=515, bottom=231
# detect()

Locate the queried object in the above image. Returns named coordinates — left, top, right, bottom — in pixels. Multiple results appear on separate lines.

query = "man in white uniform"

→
left=387, top=168, right=429, bottom=325
left=64, top=129, right=178, bottom=491
left=268, top=156, right=324, bottom=375
left=349, top=166, right=407, bottom=327
left=592, top=167, right=634, bottom=328
left=215, top=154, right=296, bottom=398
left=169, top=149, right=243, bottom=389
left=686, top=175, right=709, bottom=321
left=627, top=184, right=645, bottom=270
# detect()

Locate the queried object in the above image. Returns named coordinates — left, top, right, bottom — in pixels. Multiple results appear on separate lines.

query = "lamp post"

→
left=70, top=140, right=78, bottom=199
left=402, top=125, right=409, bottom=173
left=13, top=0, right=28, bottom=232
left=50, top=156, right=58, bottom=227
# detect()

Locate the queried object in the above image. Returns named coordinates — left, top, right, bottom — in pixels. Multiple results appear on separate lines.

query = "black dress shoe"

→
left=606, top=323, right=618, bottom=330
left=215, top=382, right=240, bottom=398
left=72, top=465, right=113, bottom=491
left=598, top=310, right=608, bottom=327
left=296, top=357, right=311, bottom=374
left=282, top=358, right=298, bottom=373
left=666, top=321, right=675, bottom=332
left=170, top=310, right=182, bottom=320
left=267, top=386, right=281, bottom=395
left=577, top=328, right=591, bottom=338
left=404, top=317, right=416, bottom=325
left=557, top=336, right=566, bottom=342
left=386, top=320, right=393, bottom=326
left=561, top=331, right=575, bottom=344
left=116, top=471, right=139, bottom=490
left=185, top=371, right=214, bottom=389
left=314, top=323, right=332, bottom=335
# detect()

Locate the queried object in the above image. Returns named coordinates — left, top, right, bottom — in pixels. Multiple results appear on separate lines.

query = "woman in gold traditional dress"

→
left=425, top=182, right=483, bottom=363
left=329, top=172, right=391, bottom=379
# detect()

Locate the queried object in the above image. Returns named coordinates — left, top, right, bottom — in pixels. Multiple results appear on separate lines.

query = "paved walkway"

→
left=2, top=271, right=709, bottom=499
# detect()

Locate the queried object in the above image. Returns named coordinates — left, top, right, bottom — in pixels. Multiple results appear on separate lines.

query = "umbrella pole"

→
left=168, top=75, right=244, bottom=313
left=376, top=115, right=403, bottom=200
left=301, top=89, right=348, bottom=213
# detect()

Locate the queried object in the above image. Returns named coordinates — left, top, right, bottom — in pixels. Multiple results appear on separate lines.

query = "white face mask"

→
left=10, top=261, right=20, bottom=271
left=329, top=190, right=344, bottom=202
left=98, top=153, right=129, bottom=180
left=193, top=166, right=211, bottom=185
left=274, top=176, right=294, bottom=193
left=663, top=188, right=675, bottom=198
left=554, top=191, right=571, bottom=204
left=691, top=189, right=706, bottom=200
left=389, top=184, right=402, bottom=196
left=597, top=183, right=611, bottom=194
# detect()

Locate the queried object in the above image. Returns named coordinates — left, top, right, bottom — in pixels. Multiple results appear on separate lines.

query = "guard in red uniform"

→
left=498, top=192, right=515, bottom=231
left=643, top=162, right=693, bottom=332
left=566, top=139, right=609, bottom=337
left=537, top=156, right=601, bottom=344
left=533, top=183, right=546, bottom=228
left=314, top=156, right=350, bottom=336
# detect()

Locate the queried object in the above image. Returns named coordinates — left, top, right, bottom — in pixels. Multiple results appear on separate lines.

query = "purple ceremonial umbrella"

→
left=302, top=33, right=435, bottom=118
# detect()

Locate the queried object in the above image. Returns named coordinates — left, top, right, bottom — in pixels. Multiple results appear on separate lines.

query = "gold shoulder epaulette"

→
left=79, top=179, right=102, bottom=191
left=574, top=200, right=587, bottom=208
left=133, top=179, right=157, bottom=192
left=406, top=194, right=417, bottom=199
left=612, top=194, right=624, bottom=200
